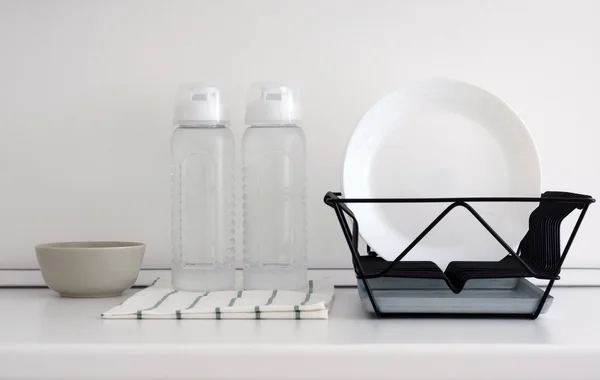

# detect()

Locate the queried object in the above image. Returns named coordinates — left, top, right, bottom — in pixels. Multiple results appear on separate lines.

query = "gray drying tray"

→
left=357, top=277, right=552, bottom=315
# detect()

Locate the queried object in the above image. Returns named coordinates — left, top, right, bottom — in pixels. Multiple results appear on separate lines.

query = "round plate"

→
left=342, top=79, right=541, bottom=267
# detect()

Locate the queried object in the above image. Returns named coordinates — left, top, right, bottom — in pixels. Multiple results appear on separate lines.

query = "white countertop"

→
left=1, top=284, right=600, bottom=380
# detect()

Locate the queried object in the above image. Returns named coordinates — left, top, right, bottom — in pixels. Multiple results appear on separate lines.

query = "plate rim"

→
left=341, top=78, right=542, bottom=263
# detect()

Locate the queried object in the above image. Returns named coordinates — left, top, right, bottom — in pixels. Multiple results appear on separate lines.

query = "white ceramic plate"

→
left=342, top=79, right=541, bottom=268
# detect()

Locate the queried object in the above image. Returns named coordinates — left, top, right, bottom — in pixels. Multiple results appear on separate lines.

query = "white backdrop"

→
left=0, top=0, right=598, bottom=269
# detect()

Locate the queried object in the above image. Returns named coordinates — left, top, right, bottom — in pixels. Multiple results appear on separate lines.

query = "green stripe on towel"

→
left=300, top=280, right=314, bottom=305
left=228, top=290, right=243, bottom=307
left=136, top=289, right=178, bottom=319
left=265, top=290, right=278, bottom=305
left=294, top=305, right=301, bottom=320
left=216, top=307, right=221, bottom=319
left=187, top=292, right=209, bottom=309
left=175, top=292, right=207, bottom=320
left=255, top=306, right=261, bottom=319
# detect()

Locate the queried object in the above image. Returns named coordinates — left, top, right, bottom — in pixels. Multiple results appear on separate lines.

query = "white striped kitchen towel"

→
left=102, top=279, right=334, bottom=319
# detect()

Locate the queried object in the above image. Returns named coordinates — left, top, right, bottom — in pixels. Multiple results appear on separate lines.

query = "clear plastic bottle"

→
left=171, top=84, right=235, bottom=291
left=243, top=83, right=307, bottom=290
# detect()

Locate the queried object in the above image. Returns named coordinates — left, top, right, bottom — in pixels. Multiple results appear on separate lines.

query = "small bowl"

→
left=35, top=241, right=145, bottom=298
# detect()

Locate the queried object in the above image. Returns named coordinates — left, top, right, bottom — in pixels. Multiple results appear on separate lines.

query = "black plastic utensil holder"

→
left=324, top=191, right=595, bottom=319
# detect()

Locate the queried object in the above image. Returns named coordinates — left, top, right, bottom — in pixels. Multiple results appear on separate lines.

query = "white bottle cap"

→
left=245, top=82, right=301, bottom=126
left=174, top=83, right=229, bottom=126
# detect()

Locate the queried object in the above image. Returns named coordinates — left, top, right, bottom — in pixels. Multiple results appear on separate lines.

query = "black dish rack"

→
left=324, top=191, right=594, bottom=319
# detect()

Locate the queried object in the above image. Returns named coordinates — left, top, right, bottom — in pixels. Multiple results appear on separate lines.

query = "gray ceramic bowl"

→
left=35, top=241, right=145, bottom=298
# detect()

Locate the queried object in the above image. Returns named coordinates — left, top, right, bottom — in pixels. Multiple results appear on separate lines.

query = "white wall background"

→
left=0, top=0, right=599, bottom=270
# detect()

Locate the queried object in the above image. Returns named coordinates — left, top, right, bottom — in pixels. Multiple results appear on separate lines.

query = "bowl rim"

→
left=36, top=241, right=145, bottom=250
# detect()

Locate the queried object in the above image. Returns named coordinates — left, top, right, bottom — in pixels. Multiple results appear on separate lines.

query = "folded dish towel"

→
left=102, top=279, right=334, bottom=319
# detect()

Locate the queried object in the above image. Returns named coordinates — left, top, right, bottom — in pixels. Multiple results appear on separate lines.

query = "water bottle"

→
left=243, top=83, right=307, bottom=290
left=171, top=84, right=235, bottom=291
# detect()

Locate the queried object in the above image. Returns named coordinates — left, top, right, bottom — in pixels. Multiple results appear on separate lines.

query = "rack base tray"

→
left=358, top=277, right=552, bottom=315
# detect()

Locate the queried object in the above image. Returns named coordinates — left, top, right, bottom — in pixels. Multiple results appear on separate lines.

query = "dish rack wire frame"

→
left=324, top=191, right=594, bottom=319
